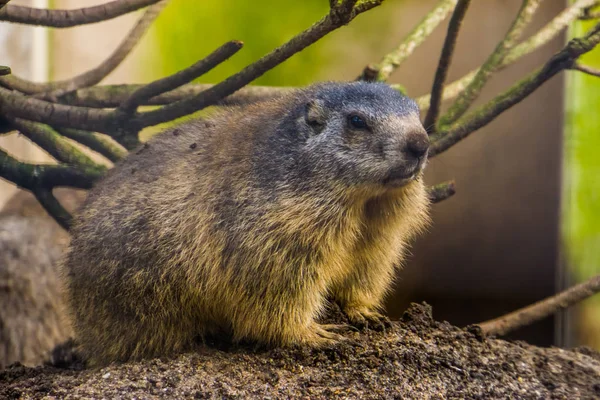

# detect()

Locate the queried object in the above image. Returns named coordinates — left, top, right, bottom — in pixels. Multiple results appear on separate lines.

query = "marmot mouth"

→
left=382, top=165, right=420, bottom=187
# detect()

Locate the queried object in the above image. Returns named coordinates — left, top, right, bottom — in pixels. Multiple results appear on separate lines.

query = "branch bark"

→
left=570, top=62, right=600, bottom=77
left=0, top=0, right=161, bottom=27
left=129, top=1, right=385, bottom=129
left=56, top=129, right=126, bottom=163
left=428, top=180, right=456, bottom=203
left=0, top=0, right=167, bottom=95
left=416, top=0, right=598, bottom=111
left=10, top=119, right=105, bottom=170
left=358, top=0, right=458, bottom=81
left=118, top=40, right=244, bottom=115
left=0, top=148, right=103, bottom=190
left=437, top=0, right=544, bottom=127
left=479, top=274, right=600, bottom=336
left=423, top=0, right=471, bottom=133
left=33, top=189, right=73, bottom=230
left=430, top=22, right=600, bottom=156
left=56, top=84, right=289, bottom=108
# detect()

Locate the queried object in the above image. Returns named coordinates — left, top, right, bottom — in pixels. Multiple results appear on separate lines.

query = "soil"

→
left=1, top=303, right=599, bottom=399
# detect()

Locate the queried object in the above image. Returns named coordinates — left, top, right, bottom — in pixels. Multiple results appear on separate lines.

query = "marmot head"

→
left=293, top=82, right=429, bottom=192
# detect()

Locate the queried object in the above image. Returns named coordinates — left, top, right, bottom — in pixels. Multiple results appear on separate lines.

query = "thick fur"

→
left=64, top=82, right=430, bottom=366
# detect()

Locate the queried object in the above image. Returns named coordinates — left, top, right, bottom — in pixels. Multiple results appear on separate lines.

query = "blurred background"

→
left=1, top=0, right=598, bottom=349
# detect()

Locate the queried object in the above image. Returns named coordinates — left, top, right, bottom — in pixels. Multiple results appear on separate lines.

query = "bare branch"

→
left=0, top=148, right=103, bottom=190
left=417, top=0, right=597, bottom=111
left=479, top=274, right=600, bottom=337
left=0, top=0, right=161, bottom=27
left=428, top=180, right=456, bottom=203
left=130, top=1, right=385, bottom=129
left=56, top=128, right=126, bottom=163
left=10, top=119, right=105, bottom=170
left=423, top=0, right=471, bottom=133
left=0, top=0, right=167, bottom=95
left=570, top=62, right=600, bottom=77
left=0, top=66, right=10, bottom=76
left=33, top=189, right=72, bottom=230
left=437, top=0, right=543, bottom=127
left=430, top=22, right=600, bottom=156
left=358, top=0, right=458, bottom=81
left=118, top=40, right=244, bottom=115
left=580, top=2, right=600, bottom=19
left=0, top=86, right=116, bottom=132
left=56, top=84, right=289, bottom=108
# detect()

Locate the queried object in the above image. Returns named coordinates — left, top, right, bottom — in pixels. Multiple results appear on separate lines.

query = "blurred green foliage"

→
left=563, top=16, right=600, bottom=348
left=146, top=0, right=331, bottom=86
left=564, top=19, right=600, bottom=281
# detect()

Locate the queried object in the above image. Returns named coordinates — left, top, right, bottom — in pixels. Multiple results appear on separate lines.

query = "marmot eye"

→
left=349, top=115, right=367, bottom=129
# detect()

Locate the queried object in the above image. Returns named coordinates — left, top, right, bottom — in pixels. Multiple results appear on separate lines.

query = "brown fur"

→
left=63, top=82, right=430, bottom=366
left=0, top=189, right=86, bottom=368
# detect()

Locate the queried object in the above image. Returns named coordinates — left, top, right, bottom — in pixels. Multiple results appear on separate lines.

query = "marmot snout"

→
left=64, top=81, right=431, bottom=365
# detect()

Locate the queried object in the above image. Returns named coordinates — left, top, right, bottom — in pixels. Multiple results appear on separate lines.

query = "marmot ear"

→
left=304, top=99, right=327, bottom=130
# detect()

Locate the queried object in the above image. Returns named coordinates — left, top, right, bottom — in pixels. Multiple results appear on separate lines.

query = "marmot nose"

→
left=405, top=133, right=430, bottom=159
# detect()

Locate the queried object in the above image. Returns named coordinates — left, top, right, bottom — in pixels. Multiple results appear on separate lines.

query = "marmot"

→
left=64, top=81, right=430, bottom=366
left=0, top=188, right=85, bottom=368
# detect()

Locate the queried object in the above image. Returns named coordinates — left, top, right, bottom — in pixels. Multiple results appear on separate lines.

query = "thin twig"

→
left=570, top=62, right=600, bottom=77
left=0, top=1, right=167, bottom=95
left=0, top=2, right=383, bottom=133
left=428, top=181, right=456, bottom=203
left=56, top=84, right=289, bottom=108
left=0, top=148, right=103, bottom=190
left=10, top=119, right=106, bottom=170
left=479, top=274, right=600, bottom=336
left=56, top=128, right=126, bottom=163
left=437, top=0, right=543, bottom=127
left=33, top=189, right=72, bottom=230
left=423, top=0, right=471, bottom=133
left=0, top=0, right=161, bottom=27
left=118, top=40, right=244, bottom=115
left=129, top=1, right=384, bottom=129
left=416, top=0, right=598, bottom=111
left=358, top=0, right=458, bottom=81
left=430, top=22, right=600, bottom=156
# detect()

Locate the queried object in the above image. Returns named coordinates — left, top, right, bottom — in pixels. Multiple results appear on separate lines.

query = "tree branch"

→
left=437, top=0, right=543, bottom=127
left=416, top=0, right=598, bottom=111
left=0, top=148, right=103, bottom=190
left=423, top=0, right=471, bottom=133
left=570, top=62, right=600, bottom=77
left=56, top=84, right=289, bottom=108
left=428, top=180, right=456, bottom=203
left=0, top=0, right=161, bottom=27
left=479, top=274, right=600, bottom=337
left=430, top=22, right=600, bottom=157
left=55, top=128, right=126, bottom=163
left=10, top=119, right=105, bottom=170
left=0, top=0, right=167, bottom=95
left=129, top=1, right=385, bottom=129
left=118, top=40, right=244, bottom=115
left=0, top=66, right=10, bottom=76
left=0, top=86, right=116, bottom=133
left=358, top=0, right=458, bottom=81
left=33, top=189, right=73, bottom=230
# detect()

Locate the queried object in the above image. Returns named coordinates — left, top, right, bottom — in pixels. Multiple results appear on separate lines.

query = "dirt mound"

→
left=1, top=303, right=599, bottom=399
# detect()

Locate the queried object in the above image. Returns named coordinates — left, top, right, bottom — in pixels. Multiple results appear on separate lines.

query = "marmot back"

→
left=65, top=82, right=431, bottom=366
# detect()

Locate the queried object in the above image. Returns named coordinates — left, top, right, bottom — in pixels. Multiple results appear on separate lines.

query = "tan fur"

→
left=63, top=82, right=430, bottom=366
